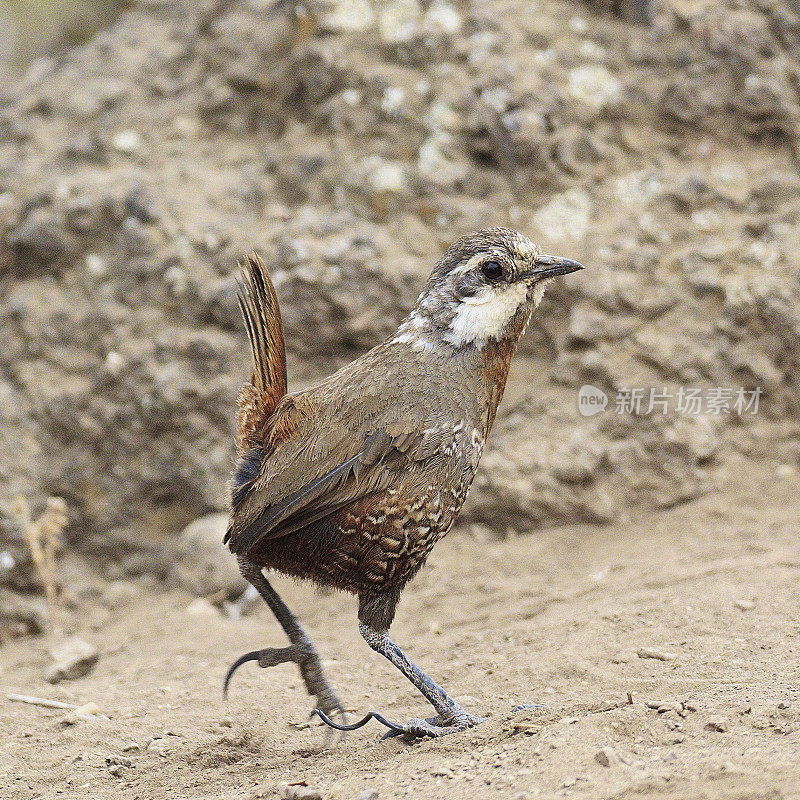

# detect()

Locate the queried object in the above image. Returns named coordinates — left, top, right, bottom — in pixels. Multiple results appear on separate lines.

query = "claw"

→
left=315, top=708, right=406, bottom=734
left=222, top=650, right=263, bottom=698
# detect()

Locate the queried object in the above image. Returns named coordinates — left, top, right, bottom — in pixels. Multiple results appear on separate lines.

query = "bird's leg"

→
left=224, top=558, right=346, bottom=731
left=317, top=620, right=484, bottom=739
left=359, top=623, right=485, bottom=737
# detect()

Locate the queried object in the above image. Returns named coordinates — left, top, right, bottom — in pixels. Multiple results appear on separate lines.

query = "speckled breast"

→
left=333, top=422, right=486, bottom=592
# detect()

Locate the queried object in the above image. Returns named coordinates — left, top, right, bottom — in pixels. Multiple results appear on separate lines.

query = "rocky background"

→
left=2, top=0, right=800, bottom=614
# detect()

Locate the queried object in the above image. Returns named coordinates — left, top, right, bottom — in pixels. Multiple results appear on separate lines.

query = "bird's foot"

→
left=224, top=639, right=347, bottom=743
left=316, top=708, right=485, bottom=739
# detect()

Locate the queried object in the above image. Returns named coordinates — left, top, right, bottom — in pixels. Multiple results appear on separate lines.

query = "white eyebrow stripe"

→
left=452, top=251, right=494, bottom=275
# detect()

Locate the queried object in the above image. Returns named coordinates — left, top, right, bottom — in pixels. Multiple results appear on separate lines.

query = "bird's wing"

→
left=224, top=378, right=454, bottom=556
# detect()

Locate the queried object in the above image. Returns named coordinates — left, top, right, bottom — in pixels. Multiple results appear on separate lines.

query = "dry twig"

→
left=10, top=496, right=68, bottom=630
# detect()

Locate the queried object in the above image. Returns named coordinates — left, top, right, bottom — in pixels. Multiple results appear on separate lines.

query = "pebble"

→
left=45, top=636, right=99, bottom=683
left=568, top=65, right=623, bottom=112
left=170, top=513, right=247, bottom=598
left=281, top=785, right=323, bottom=800
left=594, top=747, right=618, bottom=767
left=112, top=129, right=144, bottom=156
left=7, top=207, right=73, bottom=263
left=359, top=791, right=379, bottom=800
left=637, top=647, right=677, bottom=662
left=705, top=716, right=728, bottom=732
left=425, top=0, right=461, bottom=34
left=84, top=253, right=108, bottom=278
left=362, top=156, right=411, bottom=196
left=60, top=702, right=103, bottom=726
left=164, top=265, right=189, bottom=296
left=733, top=598, right=756, bottom=611
left=324, top=0, right=375, bottom=32
left=64, top=134, right=106, bottom=163
left=104, top=351, right=126, bottom=377
left=381, top=86, right=406, bottom=115
left=378, top=0, right=422, bottom=44
left=644, top=700, right=686, bottom=716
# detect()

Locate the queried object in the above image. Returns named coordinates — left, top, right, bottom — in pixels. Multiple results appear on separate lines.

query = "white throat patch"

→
left=444, top=281, right=533, bottom=347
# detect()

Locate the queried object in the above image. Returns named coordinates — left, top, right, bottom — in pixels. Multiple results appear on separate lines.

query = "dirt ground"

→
left=2, top=457, right=799, bottom=800
left=4, top=0, right=800, bottom=797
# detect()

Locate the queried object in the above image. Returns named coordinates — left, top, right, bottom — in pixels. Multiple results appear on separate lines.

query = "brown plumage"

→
left=223, top=229, right=583, bottom=739
left=234, top=254, right=287, bottom=449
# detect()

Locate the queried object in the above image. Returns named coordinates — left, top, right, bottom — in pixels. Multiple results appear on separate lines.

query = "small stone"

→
left=359, top=791, right=379, bottom=800
left=61, top=702, right=102, bottom=726
left=431, top=766, right=453, bottom=777
left=637, top=647, right=677, bottom=662
left=733, top=598, right=756, bottom=611
left=645, top=699, right=683, bottom=714
left=64, top=134, right=106, bottom=163
left=170, top=514, right=247, bottom=599
left=124, top=184, right=159, bottom=224
left=146, top=737, right=172, bottom=754
left=361, top=156, right=411, bottom=196
left=84, top=253, right=108, bottom=278
left=112, top=129, right=144, bottom=156
left=609, top=651, right=634, bottom=664
left=381, top=86, right=406, bottom=115
left=425, top=0, right=461, bottom=34
left=324, top=0, right=375, bottom=32
left=106, top=755, right=133, bottom=767
left=378, top=0, right=422, bottom=44
left=280, top=784, right=322, bottom=800
left=568, top=65, right=623, bottom=112
left=705, top=716, right=728, bottom=732
left=108, top=764, right=125, bottom=777
left=169, top=116, right=200, bottom=138
left=104, top=351, right=126, bottom=377
left=164, top=265, right=188, bottom=296
left=594, top=747, right=617, bottom=767
left=45, top=637, right=99, bottom=683
left=8, top=208, right=74, bottom=263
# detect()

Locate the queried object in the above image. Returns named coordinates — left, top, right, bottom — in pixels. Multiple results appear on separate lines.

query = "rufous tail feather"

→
left=237, top=253, right=287, bottom=413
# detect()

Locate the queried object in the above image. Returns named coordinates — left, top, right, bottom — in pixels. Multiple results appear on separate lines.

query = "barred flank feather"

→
left=237, top=253, right=287, bottom=414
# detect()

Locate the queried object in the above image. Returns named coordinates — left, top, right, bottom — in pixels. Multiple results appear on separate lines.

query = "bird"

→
left=222, top=227, right=583, bottom=739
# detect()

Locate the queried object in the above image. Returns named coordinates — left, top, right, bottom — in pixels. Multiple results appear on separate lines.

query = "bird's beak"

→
left=525, top=255, right=584, bottom=281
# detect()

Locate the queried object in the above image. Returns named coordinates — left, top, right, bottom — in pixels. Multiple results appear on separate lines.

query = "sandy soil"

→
left=2, top=457, right=799, bottom=800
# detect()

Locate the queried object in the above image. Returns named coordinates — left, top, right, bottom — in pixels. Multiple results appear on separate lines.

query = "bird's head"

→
left=395, top=228, right=583, bottom=351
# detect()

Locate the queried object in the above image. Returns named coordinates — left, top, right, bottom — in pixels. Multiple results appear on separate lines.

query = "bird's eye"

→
left=481, top=260, right=504, bottom=282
